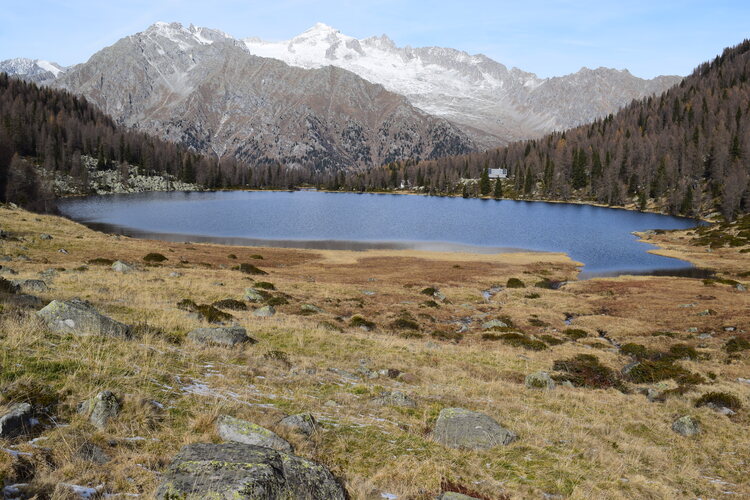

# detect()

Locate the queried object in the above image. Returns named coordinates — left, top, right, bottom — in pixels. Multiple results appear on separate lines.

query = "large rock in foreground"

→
left=0, top=403, right=33, bottom=438
left=36, top=299, right=130, bottom=337
left=155, top=442, right=346, bottom=499
left=432, top=408, right=517, bottom=450
left=217, top=415, right=292, bottom=452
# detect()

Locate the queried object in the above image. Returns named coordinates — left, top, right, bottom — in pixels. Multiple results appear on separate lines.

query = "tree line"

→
left=320, top=40, right=750, bottom=219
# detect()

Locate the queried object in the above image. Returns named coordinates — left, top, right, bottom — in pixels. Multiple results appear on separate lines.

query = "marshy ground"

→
left=0, top=205, right=748, bottom=499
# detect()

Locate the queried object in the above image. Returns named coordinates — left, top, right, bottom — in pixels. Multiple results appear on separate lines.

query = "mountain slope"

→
left=341, top=40, right=750, bottom=219
left=0, top=57, right=66, bottom=84
left=244, top=24, right=682, bottom=148
left=53, top=22, right=473, bottom=170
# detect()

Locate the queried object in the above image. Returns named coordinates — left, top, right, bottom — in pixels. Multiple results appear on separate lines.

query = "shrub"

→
left=695, top=392, right=742, bottom=411
left=540, top=334, right=565, bottom=346
left=87, top=257, right=115, bottom=266
left=431, top=330, right=463, bottom=343
left=390, top=318, right=420, bottom=331
left=524, top=292, right=541, bottom=299
left=398, top=331, right=424, bottom=339
left=318, top=321, right=343, bottom=333
left=349, top=316, right=375, bottom=330
left=195, top=304, right=233, bottom=323
left=724, top=337, right=750, bottom=353
left=250, top=254, right=264, bottom=260
left=528, top=317, right=550, bottom=327
left=552, top=354, right=623, bottom=390
left=563, top=328, right=588, bottom=340
left=0, top=277, right=18, bottom=294
left=263, top=350, right=290, bottom=365
left=177, top=298, right=199, bottom=311
left=534, top=279, right=555, bottom=289
left=421, top=300, right=440, bottom=308
left=235, top=263, right=268, bottom=275
left=620, top=343, right=653, bottom=360
left=626, top=360, right=703, bottom=384
left=495, top=332, right=547, bottom=351
left=254, top=281, right=276, bottom=290
left=143, top=252, right=168, bottom=263
left=266, top=296, right=288, bottom=306
left=227, top=254, right=238, bottom=260
left=506, top=278, right=525, bottom=288
left=668, top=343, right=700, bottom=360
left=212, top=299, right=248, bottom=311
left=420, top=287, right=438, bottom=296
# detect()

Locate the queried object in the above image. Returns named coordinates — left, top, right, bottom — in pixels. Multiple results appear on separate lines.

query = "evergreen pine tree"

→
left=479, top=166, right=491, bottom=196
left=493, top=178, right=503, bottom=199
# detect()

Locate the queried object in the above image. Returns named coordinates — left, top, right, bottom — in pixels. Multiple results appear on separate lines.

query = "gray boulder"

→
left=155, top=442, right=346, bottom=499
left=37, top=299, right=131, bottom=337
left=672, top=415, right=700, bottom=436
left=525, top=371, right=556, bottom=390
left=217, top=415, right=292, bottom=452
left=253, top=305, right=276, bottom=318
left=244, top=288, right=265, bottom=302
left=187, top=326, right=255, bottom=347
left=372, top=390, right=417, bottom=408
left=432, top=408, right=517, bottom=449
left=279, top=413, right=318, bottom=437
left=111, top=260, right=134, bottom=273
left=12, top=279, right=48, bottom=293
left=300, top=304, right=324, bottom=314
left=482, top=320, right=508, bottom=330
left=39, top=233, right=53, bottom=240
left=77, top=391, right=121, bottom=429
left=0, top=403, right=33, bottom=438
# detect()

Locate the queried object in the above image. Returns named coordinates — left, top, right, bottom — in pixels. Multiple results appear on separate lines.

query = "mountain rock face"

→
left=0, top=58, right=65, bottom=84
left=244, top=24, right=683, bottom=148
left=52, top=23, right=472, bottom=169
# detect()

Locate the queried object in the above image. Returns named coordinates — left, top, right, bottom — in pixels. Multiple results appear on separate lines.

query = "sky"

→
left=1, top=0, right=749, bottom=78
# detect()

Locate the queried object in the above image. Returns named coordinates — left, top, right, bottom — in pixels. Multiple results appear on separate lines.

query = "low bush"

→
left=143, top=252, right=168, bottom=263
left=724, top=337, right=750, bottom=353
left=235, top=263, right=268, bottom=275
left=552, top=354, right=623, bottom=390
left=266, top=296, right=289, bottom=306
left=87, top=257, right=115, bottom=266
left=212, top=299, right=248, bottom=311
left=431, top=330, right=463, bottom=343
left=506, top=278, right=525, bottom=288
left=493, top=332, right=547, bottom=351
left=695, top=392, right=742, bottom=411
left=390, top=318, right=420, bottom=331
left=254, top=281, right=276, bottom=290
left=539, top=334, right=565, bottom=346
left=563, top=328, right=588, bottom=340
left=420, top=287, right=438, bottom=296
left=626, top=359, right=704, bottom=385
left=349, top=316, right=375, bottom=330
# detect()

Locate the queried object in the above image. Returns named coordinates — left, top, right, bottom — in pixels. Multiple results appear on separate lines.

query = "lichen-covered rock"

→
left=432, top=407, right=517, bottom=449
left=279, top=413, right=318, bottom=437
left=155, top=442, right=346, bottom=499
left=11, top=279, right=48, bottom=293
left=217, top=415, right=292, bottom=452
left=372, top=390, right=417, bottom=408
left=300, top=304, right=324, bottom=314
left=253, top=305, right=276, bottom=318
left=244, top=287, right=265, bottom=302
left=187, top=326, right=255, bottom=347
left=36, top=299, right=131, bottom=337
left=481, top=320, right=508, bottom=330
left=525, top=371, right=556, bottom=390
left=672, top=415, right=701, bottom=436
left=77, top=391, right=121, bottom=429
left=111, top=260, right=134, bottom=273
left=0, top=403, right=33, bottom=438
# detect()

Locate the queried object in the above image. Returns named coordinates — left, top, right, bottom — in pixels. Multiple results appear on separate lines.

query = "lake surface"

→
left=58, top=190, right=703, bottom=277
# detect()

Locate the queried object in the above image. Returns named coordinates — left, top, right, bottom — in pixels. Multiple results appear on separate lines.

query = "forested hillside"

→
left=327, top=40, right=750, bottom=219
left=0, top=75, right=306, bottom=211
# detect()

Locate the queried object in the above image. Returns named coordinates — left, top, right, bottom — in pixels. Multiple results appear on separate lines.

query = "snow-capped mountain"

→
left=52, top=22, right=473, bottom=169
left=0, top=57, right=66, bottom=84
left=244, top=24, right=682, bottom=147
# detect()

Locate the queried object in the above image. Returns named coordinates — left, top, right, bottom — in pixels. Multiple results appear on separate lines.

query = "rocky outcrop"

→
left=279, top=413, right=318, bottom=437
left=672, top=415, right=701, bottom=437
left=155, top=442, right=346, bottom=499
left=432, top=408, right=517, bottom=449
left=216, top=415, right=292, bottom=452
left=525, top=371, right=556, bottom=390
left=187, top=326, right=255, bottom=346
left=253, top=305, right=276, bottom=318
left=36, top=299, right=131, bottom=337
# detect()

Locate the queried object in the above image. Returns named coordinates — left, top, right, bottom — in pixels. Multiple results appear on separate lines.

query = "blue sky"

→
left=1, top=0, right=749, bottom=78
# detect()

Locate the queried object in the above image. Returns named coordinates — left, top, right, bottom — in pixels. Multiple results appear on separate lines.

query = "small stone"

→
left=525, top=371, right=555, bottom=390
left=706, top=402, right=736, bottom=416
left=78, top=391, right=121, bottom=429
left=300, top=304, right=324, bottom=313
left=253, top=305, right=276, bottom=317
left=244, top=288, right=265, bottom=302
left=0, top=403, right=33, bottom=438
left=58, top=248, right=69, bottom=254
left=672, top=415, right=700, bottom=436
left=39, top=234, right=52, bottom=240
left=187, top=326, right=255, bottom=347
left=216, top=415, right=292, bottom=452
left=279, top=413, right=318, bottom=436
left=111, top=260, right=134, bottom=273
left=482, top=319, right=508, bottom=330
left=432, top=407, right=517, bottom=449
left=168, top=272, right=182, bottom=278
left=12, top=279, right=48, bottom=293
left=372, top=390, right=416, bottom=408
left=736, top=283, right=747, bottom=292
